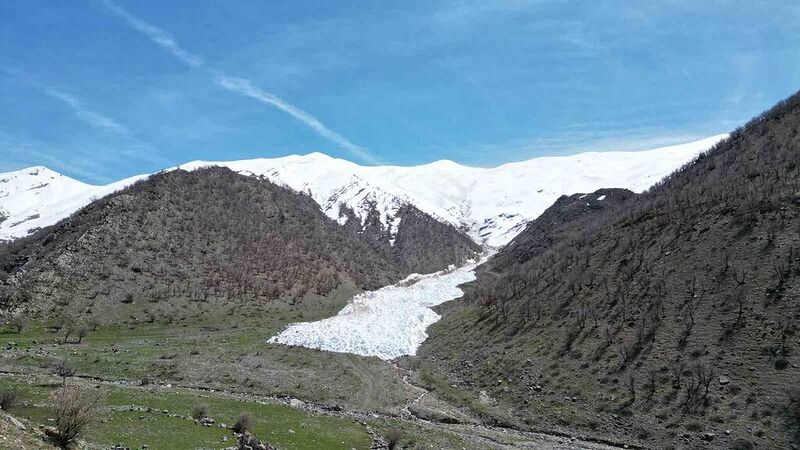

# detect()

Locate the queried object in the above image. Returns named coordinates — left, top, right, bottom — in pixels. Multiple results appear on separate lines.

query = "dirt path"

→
left=1, top=367, right=633, bottom=449
left=341, top=354, right=382, bottom=410
left=391, top=363, right=428, bottom=417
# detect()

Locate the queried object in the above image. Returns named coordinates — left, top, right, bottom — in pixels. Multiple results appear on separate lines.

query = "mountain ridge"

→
left=0, top=166, right=477, bottom=322
left=414, top=91, right=800, bottom=448
left=1, top=134, right=727, bottom=245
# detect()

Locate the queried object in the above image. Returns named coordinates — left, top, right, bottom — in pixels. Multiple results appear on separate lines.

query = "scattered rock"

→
left=701, top=432, right=716, bottom=442
left=200, top=417, right=215, bottom=426
left=718, top=376, right=731, bottom=385
left=5, top=414, right=26, bottom=430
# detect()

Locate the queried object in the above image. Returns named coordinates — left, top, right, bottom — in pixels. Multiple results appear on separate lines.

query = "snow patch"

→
left=267, top=258, right=484, bottom=360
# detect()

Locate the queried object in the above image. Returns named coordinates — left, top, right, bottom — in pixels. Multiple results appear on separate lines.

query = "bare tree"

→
left=74, top=325, right=90, bottom=344
left=46, top=386, right=103, bottom=449
left=670, top=361, right=685, bottom=389
left=643, top=369, right=658, bottom=403
left=9, top=314, right=25, bottom=334
left=53, top=359, right=75, bottom=386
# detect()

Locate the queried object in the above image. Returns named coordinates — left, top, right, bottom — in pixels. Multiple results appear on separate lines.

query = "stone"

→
left=701, top=432, right=716, bottom=442
left=718, top=376, right=731, bottom=385
left=200, top=417, right=215, bottom=426
left=6, top=415, right=26, bottom=430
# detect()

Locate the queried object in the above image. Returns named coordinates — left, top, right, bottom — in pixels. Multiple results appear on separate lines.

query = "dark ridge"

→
left=339, top=201, right=481, bottom=274
left=417, top=89, right=800, bottom=448
left=0, top=167, right=409, bottom=320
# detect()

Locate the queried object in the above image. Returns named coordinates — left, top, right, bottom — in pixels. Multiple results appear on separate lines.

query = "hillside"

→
left=415, top=92, right=800, bottom=448
left=0, top=167, right=476, bottom=323
left=0, top=135, right=725, bottom=246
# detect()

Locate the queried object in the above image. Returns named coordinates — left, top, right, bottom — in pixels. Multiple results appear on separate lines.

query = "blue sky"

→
left=1, top=0, right=798, bottom=183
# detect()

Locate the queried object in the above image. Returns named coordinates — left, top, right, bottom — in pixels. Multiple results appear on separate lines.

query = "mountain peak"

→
left=301, top=151, right=334, bottom=160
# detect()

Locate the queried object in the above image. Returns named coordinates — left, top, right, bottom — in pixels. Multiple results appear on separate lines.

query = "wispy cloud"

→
left=0, top=69, right=169, bottom=172
left=2, top=68, right=131, bottom=136
left=44, top=88, right=131, bottom=135
left=98, top=0, right=377, bottom=163
left=98, top=0, right=203, bottom=68
left=215, top=76, right=377, bottom=164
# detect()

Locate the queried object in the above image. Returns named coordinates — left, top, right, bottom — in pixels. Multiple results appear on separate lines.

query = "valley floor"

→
left=0, top=259, right=628, bottom=449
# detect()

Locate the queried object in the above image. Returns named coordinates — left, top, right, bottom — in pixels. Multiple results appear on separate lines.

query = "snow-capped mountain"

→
left=0, top=134, right=727, bottom=245
left=0, top=166, right=147, bottom=241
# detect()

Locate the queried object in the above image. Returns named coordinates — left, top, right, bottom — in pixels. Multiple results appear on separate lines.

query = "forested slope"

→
left=418, top=91, right=800, bottom=449
left=0, top=167, right=477, bottom=323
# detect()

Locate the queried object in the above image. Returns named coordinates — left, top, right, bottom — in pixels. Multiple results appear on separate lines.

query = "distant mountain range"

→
left=0, top=134, right=726, bottom=245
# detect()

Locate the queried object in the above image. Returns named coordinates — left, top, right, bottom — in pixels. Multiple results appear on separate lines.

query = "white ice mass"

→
left=268, top=259, right=483, bottom=360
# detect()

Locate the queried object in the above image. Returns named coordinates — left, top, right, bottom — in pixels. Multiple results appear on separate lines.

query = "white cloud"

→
left=44, top=88, right=131, bottom=135
left=215, top=76, right=379, bottom=164
left=98, top=0, right=203, bottom=68
left=99, top=0, right=377, bottom=163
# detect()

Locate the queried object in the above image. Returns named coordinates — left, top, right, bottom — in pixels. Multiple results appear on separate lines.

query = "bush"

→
left=0, top=388, right=21, bottom=410
left=47, top=386, right=103, bottom=449
left=384, top=429, right=404, bottom=450
left=9, top=315, right=25, bottom=334
left=192, top=403, right=209, bottom=420
left=53, top=359, right=75, bottom=385
left=232, top=412, right=254, bottom=433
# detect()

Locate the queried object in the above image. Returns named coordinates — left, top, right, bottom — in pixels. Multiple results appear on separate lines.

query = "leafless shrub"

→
left=53, top=359, right=75, bottom=386
left=384, top=429, right=405, bottom=450
left=0, top=388, right=21, bottom=410
left=643, top=369, right=658, bottom=403
left=9, top=314, right=25, bottom=334
left=682, top=363, right=715, bottom=413
left=192, top=403, right=210, bottom=420
left=47, top=386, right=103, bottom=449
left=232, top=412, right=254, bottom=433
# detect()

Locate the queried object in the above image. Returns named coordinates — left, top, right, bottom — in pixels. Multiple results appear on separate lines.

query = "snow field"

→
left=267, top=259, right=482, bottom=360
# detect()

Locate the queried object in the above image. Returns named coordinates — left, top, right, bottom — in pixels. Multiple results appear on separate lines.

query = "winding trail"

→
left=391, top=363, right=428, bottom=416
left=0, top=367, right=634, bottom=449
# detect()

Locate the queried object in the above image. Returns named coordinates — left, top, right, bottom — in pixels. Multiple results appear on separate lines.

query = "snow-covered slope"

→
left=269, top=257, right=483, bottom=360
left=177, top=134, right=726, bottom=246
left=0, top=134, right=726, bottom=244
left=0, top=166, right=147, bottom=241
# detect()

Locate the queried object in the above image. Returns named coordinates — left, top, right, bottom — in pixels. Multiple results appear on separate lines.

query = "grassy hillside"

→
left=416, top=91, right=800, bottom=449
left=0, top=374, right=373, bottom=449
